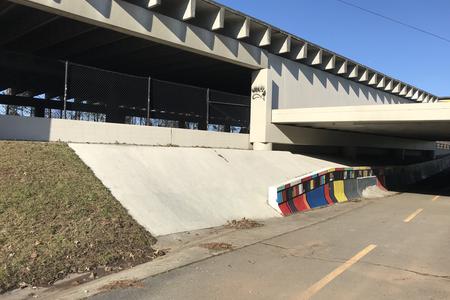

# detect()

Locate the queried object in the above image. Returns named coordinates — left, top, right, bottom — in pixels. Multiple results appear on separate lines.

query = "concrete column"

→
left=253, top=142, right=273, bottom=151
left=249, top=68, right=272, bottom=150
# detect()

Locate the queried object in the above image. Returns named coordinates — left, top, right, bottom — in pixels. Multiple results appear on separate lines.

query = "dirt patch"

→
left=199, top=243, right=233, bottom=251
left=0, top=142, right=161, bottom=293
left=225, top=218, right=264, bottom=229
left=99, top=279, right=144, bottom=292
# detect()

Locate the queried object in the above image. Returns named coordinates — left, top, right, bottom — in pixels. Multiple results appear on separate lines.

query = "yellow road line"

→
left=299, top=244, right=377, bottom=300
left=404, top=208, right=424, bottom=223
left=432, top=196, right=440, bottom=202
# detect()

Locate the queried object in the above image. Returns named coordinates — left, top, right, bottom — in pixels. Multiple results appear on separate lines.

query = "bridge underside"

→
left=272, top=103, right=450, bottom=141
left=0, top=0, right=252, bottom=94
left=0, top=0, right=255, bottom=130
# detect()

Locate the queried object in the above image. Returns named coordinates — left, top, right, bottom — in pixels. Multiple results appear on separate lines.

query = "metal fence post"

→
left=147, top=76, right=151, bottom=126
left=63, top=60, right=68, bottom=119
left=205, top=88, right=210, bottom=130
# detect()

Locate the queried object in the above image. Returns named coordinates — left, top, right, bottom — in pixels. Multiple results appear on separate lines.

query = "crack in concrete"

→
left=259, top=243, right=450, bottom=282
left=213, top=150, right=229, bottom=163
left=361, top=261, right=450, bottom=280
left=260, top=242, right=291, bottom=250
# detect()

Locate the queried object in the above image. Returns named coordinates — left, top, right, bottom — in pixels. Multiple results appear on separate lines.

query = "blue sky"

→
left=216, top=0, right=450, bottom=96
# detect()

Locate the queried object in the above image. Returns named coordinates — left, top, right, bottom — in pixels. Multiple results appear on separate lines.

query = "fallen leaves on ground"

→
left=225, top=218, right=264, bottom=229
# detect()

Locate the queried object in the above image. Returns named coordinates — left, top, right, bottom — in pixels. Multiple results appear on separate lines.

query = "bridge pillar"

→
left=250, top=68, right=272, bottom=150
left=253, top=142, right=273, bottom=151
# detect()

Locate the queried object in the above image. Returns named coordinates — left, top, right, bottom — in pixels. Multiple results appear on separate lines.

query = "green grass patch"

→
left=0, top=141, right=158, bottom=293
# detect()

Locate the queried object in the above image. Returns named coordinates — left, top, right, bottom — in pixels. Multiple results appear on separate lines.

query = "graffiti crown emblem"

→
left=251, top=86, right=266, bottom=101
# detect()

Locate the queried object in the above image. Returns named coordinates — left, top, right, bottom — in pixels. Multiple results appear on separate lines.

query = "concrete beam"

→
left=336, top=60, right=347, bottom=75
left=307, top=49, right=322, bottom=66
left=181, top=0, right=196, bottom=21
left=211, top=6, right=225, bottom=31
left=262, top=27, right=272, bottom=46
left=406, top=88, right=414, bottom=98
left=392, top=82, right=401, bottom=94
left=377, top=77, right=386, bottom=89
left=269, top=124, right=436, bottom=151
left=147, top=0, right=161, bottom=8
left=324, top=55, right=336, bottom=70
left=418, top=92, right=425, bottom=102
left=348, top=65, right=358, bottom=79
left=273, top=34, right=291, bottom=54
left=293, top=42, right=307, bottom=60
left=237, top=17, right=250, bottom=39
left=384, top=79, right=393, bottom=91
left=271, top=103, right=450, bottom=144
left=368, top=73, right=378, bottom=85
left=358, top=68, right=369, bottom=82
left=400, top=85, right=408, bottom=96
left=412, top=90, right=420, bottom=100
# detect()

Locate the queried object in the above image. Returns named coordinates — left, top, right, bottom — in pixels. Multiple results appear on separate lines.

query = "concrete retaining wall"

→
left=383, top=155, right=450, bottom=189
left=0, top=115, right=251, bottom=149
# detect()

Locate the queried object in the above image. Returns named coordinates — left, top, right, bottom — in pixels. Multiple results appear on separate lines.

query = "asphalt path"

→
left=93, top=183, right=450, bottom=299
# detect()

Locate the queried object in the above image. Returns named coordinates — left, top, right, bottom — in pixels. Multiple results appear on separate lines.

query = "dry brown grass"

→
left=0, top=142, right=159, bottom=293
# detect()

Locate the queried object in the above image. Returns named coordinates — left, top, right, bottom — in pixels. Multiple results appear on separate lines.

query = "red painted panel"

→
left=323, top=184, right=334, bottom=205
left=293, top=194, right=310, bottom=212
left=282, top=190, right=287, bottom=202
left=377, top=178, right=388, bottom=191
left=279, top=202, right=292, bottom=216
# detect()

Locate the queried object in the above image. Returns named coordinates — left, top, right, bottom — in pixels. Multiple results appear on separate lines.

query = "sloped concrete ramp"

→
left=69, top=144, right=344, bottom=236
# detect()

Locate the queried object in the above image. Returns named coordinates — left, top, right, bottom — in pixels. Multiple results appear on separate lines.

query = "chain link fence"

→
left=0, top=51, right=250, bottom=133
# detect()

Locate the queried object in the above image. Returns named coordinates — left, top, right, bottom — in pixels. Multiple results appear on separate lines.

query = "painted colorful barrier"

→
left=268, top=167, right=386, bottom=216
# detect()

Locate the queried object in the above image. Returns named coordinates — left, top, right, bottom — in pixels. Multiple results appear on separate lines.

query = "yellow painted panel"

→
left=333, top=180, right=348, bottom=203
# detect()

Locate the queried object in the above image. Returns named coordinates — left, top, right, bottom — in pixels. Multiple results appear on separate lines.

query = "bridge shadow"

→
left=392, top=169, right=450, bottom=197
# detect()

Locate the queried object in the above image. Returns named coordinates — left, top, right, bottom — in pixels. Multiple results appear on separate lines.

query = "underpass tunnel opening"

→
left=0, top=0, right=255, bottom=132
left=273, top=144, right=438, bottom=167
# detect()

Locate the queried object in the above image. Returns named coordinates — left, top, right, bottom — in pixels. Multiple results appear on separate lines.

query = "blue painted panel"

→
left=277, top=191, right=283, bottom=204
left=306, top=186, right=329, bottom=208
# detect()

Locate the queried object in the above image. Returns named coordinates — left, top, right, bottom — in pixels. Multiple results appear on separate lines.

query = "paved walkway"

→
left=92, top=192, right=450, bottom=299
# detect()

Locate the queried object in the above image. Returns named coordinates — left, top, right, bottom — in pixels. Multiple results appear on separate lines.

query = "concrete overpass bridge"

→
left=0, top=0, right=448, bottom=157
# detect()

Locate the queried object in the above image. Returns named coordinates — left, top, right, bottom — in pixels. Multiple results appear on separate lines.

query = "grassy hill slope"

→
left=0, top=142, right=158, bottom=293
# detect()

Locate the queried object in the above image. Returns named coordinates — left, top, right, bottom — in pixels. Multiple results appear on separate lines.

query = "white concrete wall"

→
left=0, top=115, right=251, bottom=149
left=267, top=53, right=413, bottom=109
left=69, top=144, right=345, bottom=235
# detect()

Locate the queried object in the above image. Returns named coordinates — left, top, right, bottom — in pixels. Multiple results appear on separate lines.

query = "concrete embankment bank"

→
left=70, top=144, right=450, bottom=236
left=69, top=144, right=346, bottom=236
